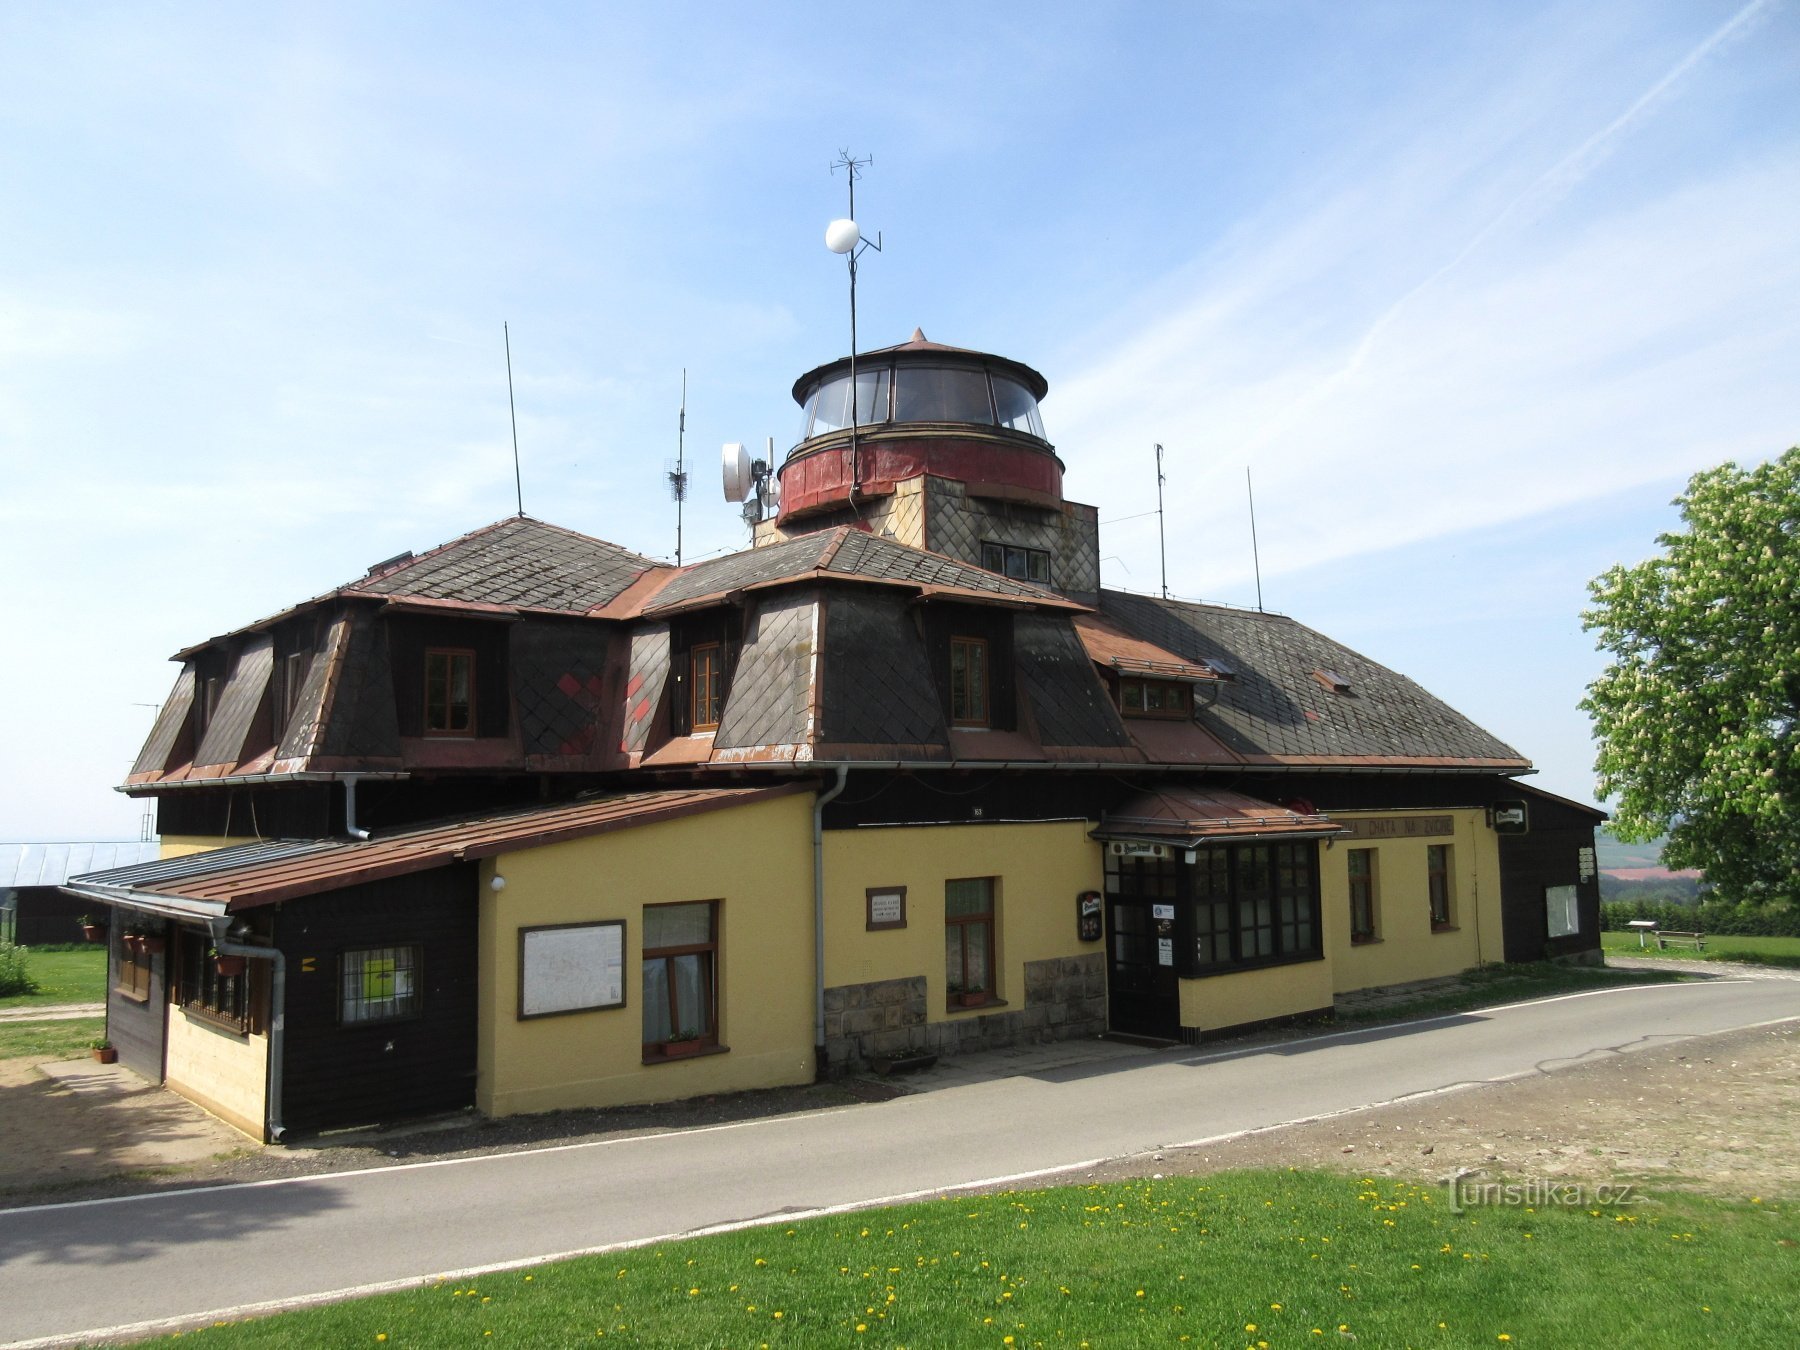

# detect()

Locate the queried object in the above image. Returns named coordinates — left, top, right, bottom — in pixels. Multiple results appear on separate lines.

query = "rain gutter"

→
left=812, top=765, right=849, bottom=1080
left=211, top=932, right=287, bottom=1144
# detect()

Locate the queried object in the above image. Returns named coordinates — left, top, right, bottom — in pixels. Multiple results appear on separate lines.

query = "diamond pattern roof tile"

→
left=1098, top=590, right=1529, bottom=767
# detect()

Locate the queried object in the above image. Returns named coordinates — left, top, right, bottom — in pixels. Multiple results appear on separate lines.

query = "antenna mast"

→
left=1155, top=443, right=1168, bottom=600
left=504, top=322, right=524, bottom=517
left=829, top=150, right=880, bottom=506
left=1247, top=466, right=1265, bottom=612
left=668, top=370, right=689, bottom=565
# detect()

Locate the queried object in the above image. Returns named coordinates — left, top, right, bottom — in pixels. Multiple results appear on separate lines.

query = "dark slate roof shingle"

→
left=1098, top=590, right=1528, bottom=766
left=645, top=527, right=1063, bottom=613
left=350, top=517, right=657, bottom=613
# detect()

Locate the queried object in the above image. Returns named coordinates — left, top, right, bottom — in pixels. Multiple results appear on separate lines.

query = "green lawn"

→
left=0, top=944, right=107, bottom=1007
left=0, top=1016, right=105, bottom=1060
left=1601, top=931, right=1800, bottom=969
left=167, top=1169, right=1794, bottom=1348
left=1335, top=959, right=1687, bottom=1024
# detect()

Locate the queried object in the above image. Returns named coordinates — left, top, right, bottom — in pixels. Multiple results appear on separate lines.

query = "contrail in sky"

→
left=1237, top=0, right=1779, bottom=459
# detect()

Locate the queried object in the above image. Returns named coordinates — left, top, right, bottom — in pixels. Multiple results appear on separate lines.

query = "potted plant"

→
left=137, top=931, right=165, bottom=956
left=122, top=928, right=144, bottom=955
left=663, top=1028, right=706, bottom=1056
left=91, top=1039, right=117, bottom=1064
left=956, top=985, right=988, bottom=1008
left=77, top=915, right=104, bottom=943
left=211, top=949, right=246, bottom=978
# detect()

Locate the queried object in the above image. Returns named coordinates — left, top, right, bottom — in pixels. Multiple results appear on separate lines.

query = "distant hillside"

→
left=1594, top=829, right=1704, bottom=901
left=1594, top=829, right=1675, bottom=872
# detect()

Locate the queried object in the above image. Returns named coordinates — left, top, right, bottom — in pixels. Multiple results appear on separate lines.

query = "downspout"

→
left=343, top=774, right=372, bottom=840
left=212, top=932, right=287, bottom=1143
left=813, top=765, right=849, bottom=1081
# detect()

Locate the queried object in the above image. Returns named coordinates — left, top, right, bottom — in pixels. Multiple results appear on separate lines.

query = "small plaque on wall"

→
left=867, top=887, right=907, bottom=931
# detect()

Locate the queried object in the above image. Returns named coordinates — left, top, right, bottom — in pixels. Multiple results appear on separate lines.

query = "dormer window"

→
left=950, top=636, right=989, bottom=727
left=690, top=642, right=724, bottom=731
left=669, top=611, right=740, bottom=737
left=425, top=648, right=475, bottom=736
left=1119, top=678, right=1192, bottom=719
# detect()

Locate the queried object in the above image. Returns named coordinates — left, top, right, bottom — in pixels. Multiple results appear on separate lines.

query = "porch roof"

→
left=1093, top=787, right=1347, bottom=847
left=65, top=784, right=810, bottom=911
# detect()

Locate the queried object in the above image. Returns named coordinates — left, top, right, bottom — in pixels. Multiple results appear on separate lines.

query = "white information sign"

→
left=520, top=922, right=625, bottom=1018
left=1157, top=937, right=1174, bottom=965
left=1152, top=903, right=1175, bottom=921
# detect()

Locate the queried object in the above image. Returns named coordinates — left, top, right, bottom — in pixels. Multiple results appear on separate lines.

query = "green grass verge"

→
left=0, top=1016, right=105, bottom=1060
left=0, top=945, right=107, bottom=1007
left=168, top=1169, right=1794, bottom=1348
left=1334, top=960, right=1688, bottom=1024
left=1601, top=931, right=1800, bottom=969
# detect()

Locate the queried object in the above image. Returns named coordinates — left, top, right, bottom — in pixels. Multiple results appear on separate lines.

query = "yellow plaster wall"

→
left=164, top=1011, right=267, bottom=1140
left=822, top=820, right=1101, bottom=1016
left=1179, top=956, right=1334, bottom=1033
left=159, top=835, right=243, bottom=859
left=477, top=791, right=817, bottom=1117
left=1322, top=809, right=1504, bottom=995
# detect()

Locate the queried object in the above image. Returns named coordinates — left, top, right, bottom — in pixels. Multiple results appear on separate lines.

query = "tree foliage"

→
left=1583, top=447, right=1800, bottom=905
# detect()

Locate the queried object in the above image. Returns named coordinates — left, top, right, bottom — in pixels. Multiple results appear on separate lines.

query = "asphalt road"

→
left=4, top=979, right=1796, bottom=1347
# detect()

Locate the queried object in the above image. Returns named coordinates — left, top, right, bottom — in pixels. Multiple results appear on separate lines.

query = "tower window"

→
left=979, top=541, right=1051, bottom=584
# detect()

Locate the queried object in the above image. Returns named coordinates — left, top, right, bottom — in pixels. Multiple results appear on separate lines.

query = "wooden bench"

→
left=1655, top=929, right=1706, bottom=951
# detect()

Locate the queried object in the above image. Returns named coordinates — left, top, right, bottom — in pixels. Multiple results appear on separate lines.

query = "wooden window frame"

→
left=1428, top=844, right=1455, bottom=930
left=690, top=642, right=724, bottom=732
left=1348, top=848, right=1379, bottom=944
left=949, top=636, right=990, bottom=727
left=1110, top=842, right=1321, bottom=978
left=176, top=929, right=250, bottom=1034
left=282, top=650, right=310, bottom=723
left=339, top=945, right=422, bottom=1026
left=642, top=900, right=720, bottom=1059
left=113, top=930, right=152, bottom=1004
left=979, top=541, right=1052, bottom=586
left=424, top=647, right=477, bottom=737
left=196, top=675, right=221, bottom=740
left=1118, top=677, right=1192, bottom=720
left=944, top=876, right=996, bottom=1006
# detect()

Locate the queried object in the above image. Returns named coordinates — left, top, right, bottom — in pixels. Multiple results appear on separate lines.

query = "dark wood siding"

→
left=921, top=604, right=1016, bottom=730
left=105, top=919, right=168, bottom=1081
left=1498, top=795, right=1604, bottom=963
left=275, top=865, right=478, bottom=1132
left=389, top=616, right=511, bottom=738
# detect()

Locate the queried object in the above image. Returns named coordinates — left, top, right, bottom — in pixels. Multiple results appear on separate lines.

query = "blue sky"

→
left=2, top=1, right=1795, bottom=839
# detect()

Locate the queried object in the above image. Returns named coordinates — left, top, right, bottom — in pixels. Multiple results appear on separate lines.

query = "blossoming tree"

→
left=1582, top=446, right=1800, bottom=906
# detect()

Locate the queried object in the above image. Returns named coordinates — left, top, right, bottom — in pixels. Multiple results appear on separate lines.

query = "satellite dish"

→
left=825, top=218, right=861, bottom=255
left=721, top=442, right=752, bottom=502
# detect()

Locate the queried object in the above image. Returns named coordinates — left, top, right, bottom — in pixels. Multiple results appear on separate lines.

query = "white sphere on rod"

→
left=825, top=218, right=861, bottom=254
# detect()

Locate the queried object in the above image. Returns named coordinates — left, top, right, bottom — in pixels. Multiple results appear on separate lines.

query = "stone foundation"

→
left=823, top=953, right=1106, bottom=1073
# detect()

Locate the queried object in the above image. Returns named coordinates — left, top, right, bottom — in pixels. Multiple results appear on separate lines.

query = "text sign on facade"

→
left=1338, top=815, right=1455, bottom=841
left=1578, top=847, right=1596, bottom=881
left=866, top=886, right=907, bottom=931
left=1152, top=903, right=1176, bottom=921
left=1157, top=937, right=1174, bottom=966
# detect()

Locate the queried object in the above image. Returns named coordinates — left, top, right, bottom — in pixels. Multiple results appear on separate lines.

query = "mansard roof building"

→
left=72, top=330, right=1601, bottom=1141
